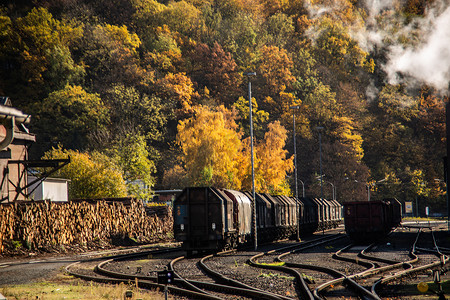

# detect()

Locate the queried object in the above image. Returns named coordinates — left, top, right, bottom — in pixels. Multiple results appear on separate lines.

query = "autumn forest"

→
left=0, top=0, right=448, bottom=214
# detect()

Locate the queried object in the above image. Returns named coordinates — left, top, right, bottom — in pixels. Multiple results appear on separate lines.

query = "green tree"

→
left=159, top=1, right=201, bottom=36
left=144, top=25, right=183, bottom=74
left=232, top=96, right=269, bottom=138
left=108, top=133, right=156, bottom=200
left=79, top=23, right=150, bottom=92
left=43, top=147, right=127, bottom=199
left=312, top=17, right=374, bottom=79
left=44, top=46, right=85, bottom=91
left=265, top=12, right=295, bottom=48
left=0, top=7, right=83, bottom=104
left=217, top=12, right=259, bottom=67
left=33, top=85, right=109, bottom=154
left=102, top=85, right=166, bottom=143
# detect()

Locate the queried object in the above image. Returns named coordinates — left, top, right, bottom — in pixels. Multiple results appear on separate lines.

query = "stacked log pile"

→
left=0, top=199, right=173, bottom=255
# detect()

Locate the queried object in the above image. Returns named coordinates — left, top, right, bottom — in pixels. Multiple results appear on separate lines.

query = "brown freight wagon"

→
left=343, top=199, right=402, bottom=242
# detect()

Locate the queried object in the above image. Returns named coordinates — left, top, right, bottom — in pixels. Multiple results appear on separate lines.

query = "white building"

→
left=28, top=176, right=70, bottom=202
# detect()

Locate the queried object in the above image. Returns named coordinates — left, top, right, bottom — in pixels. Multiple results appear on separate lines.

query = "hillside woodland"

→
left=0, top=0, right=448, bottom=214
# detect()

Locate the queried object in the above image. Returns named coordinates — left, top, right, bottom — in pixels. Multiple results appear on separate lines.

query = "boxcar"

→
left=298, top=197, right=320, bottom=235
left=174, top=187, right=344, bottom=253
left=344, top=200, right=401, bottom=242
left=173, top=187, right=236, bottom=254
left=223, top=189, right=252, bottom=244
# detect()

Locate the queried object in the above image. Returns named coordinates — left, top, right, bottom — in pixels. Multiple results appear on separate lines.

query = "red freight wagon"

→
left=344, top=199, right=401, bottom=242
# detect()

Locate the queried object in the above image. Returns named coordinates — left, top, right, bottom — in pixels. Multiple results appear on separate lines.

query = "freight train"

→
left=173, top=187, right=342, bottom=254
left=343, top=198, right=402, bottom=242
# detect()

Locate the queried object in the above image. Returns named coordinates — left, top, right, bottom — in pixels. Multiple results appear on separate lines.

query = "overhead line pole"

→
left=246, top=72, right=257, bottom=250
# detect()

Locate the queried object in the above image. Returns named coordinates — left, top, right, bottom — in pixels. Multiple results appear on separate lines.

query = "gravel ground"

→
left=0, top=242, right=179, bottom=286
left=1, top=225, right=449, bottom=299
left=0, top=255, right=78, bottom=285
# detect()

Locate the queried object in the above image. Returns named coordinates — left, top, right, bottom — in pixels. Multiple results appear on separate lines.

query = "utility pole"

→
left=246, top=72, right=257, bottom=250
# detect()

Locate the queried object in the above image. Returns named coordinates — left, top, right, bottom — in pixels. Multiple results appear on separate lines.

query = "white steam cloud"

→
left=384, top=5, right=450, bottom=92
left=305, top=0, right=450, bottom=95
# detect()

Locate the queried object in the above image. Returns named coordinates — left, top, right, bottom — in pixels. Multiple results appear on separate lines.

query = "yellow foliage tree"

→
left=255, top=121, right=294, bottom=195
left=331, top=115, right=364, bottom=161
left=258, top=45, right=296, bottom=96
left=176, top=105, right=243, bottom=188
left=12, top=7, right=82, bottom=85
left=155, top=72, right=196, bottom=116
left=98, top=24, right=141, bottom=54
left=175, top=106, right=294, bottom=194
left=42, top=147, right=127, bottom=199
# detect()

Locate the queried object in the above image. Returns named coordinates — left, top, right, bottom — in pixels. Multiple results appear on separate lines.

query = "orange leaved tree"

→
left=176, top=105, right=243, bottom=188
left=173, top=105, right=294, bottom=194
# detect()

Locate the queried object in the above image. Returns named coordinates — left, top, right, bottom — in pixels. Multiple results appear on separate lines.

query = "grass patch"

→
left=0, top=279, right=167, bottom=300
left=403, top=217, right=445, bottom=221
left=258, top=272, right=294, bottom=280
left=258, top=261, right=285, bottom=267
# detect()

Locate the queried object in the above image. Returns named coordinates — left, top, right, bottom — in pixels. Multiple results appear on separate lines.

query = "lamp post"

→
left=245, top=72, right=257, bottom=250
left=326, top=181, right=335, bottom=200
left=290, top=106, right=300, bottom=198
left=290, top=105, right=301, bottom=242
left=299, top=179, right=305, bottom=198
left=318, top=179, right=335, bottom=200
left=315, top=126, right=324, bottom=198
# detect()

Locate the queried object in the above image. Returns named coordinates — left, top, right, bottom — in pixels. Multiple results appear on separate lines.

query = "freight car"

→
left=173, top=187, right=342, bottom=254
left=343, top=198, right=402, bottom=242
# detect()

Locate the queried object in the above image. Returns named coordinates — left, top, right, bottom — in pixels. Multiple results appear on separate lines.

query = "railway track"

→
left=170, top=250, right=291, bottom=300
left=66, top=246, right=219, bottom=299
left=66, top=240, right=297, bottom=299
left=310, top=225, right=449, bottom=299
left=250, top=232, right=347, bottom=300
left=66, top=230, right=345, bottom=299
left=372, top=226, right=449, bottom=299
left=65, top=226, right=448, bottom=299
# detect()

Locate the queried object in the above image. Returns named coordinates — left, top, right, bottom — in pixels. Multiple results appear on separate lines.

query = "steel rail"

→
left=169, top=252, right=293, bottom=300
left=247, top=234, right=347, bottom=300
left=312, top=243, right=380, bottom=300
left=169, top=255, right=221, bottom=298
left=249, top=250, right=314, bottom=300
left=96, top=253, right=288, bottom=300
left=92, top=238, right=334, bottom=300
left=315, top=232, right=418, bottom=300
left=199, top=252, right=292, bottom=300
left=65, top=261, right=223, bottom=300
left=371, top=228, right=449, bottom=297
left=315, top=227, right=446, bottom=299
left=275, top=236, right=353, bottom=300
left=351, top=236, right=419, bottom=281
left=97, top=254, right=280, bottom=300
left=65, top=246, right=226, bottom=300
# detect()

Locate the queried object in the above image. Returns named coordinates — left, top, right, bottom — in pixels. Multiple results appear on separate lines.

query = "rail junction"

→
left=62, top=223, right=449, bottom=299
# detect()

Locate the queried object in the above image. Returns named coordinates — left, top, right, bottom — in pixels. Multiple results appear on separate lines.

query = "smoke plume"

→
left=384, top=5, right=450, bottom=92
left=305, top=0, right=450, bottom=94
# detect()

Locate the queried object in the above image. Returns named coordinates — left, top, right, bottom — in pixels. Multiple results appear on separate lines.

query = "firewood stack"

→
left=0, top=199, right=173, bottom=254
